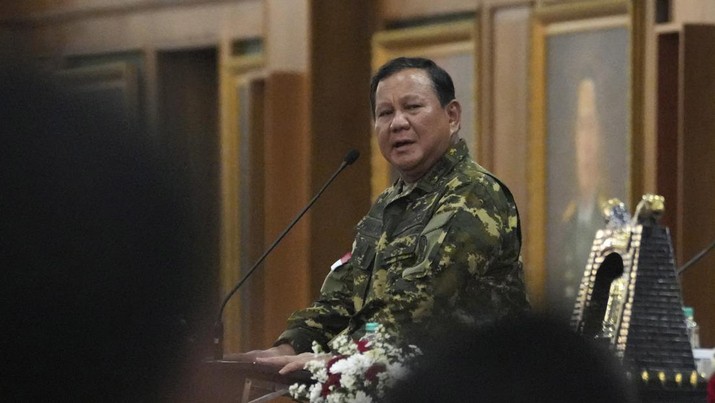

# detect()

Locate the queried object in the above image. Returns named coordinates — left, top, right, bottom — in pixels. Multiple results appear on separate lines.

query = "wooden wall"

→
left=2, top=0, right=714, bottom=350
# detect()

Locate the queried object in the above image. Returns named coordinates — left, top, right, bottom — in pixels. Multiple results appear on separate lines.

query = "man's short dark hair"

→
left=369, top=57, right=456, bottom=118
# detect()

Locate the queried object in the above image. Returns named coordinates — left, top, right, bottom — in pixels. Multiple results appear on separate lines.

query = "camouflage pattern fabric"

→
left=276, top=140, right=530, bottom=353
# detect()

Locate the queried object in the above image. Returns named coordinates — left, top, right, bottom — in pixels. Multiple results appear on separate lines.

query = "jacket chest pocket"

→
left=387, top=210, right=458, bottom=284
left=377, top=197, right=434, bottom=269
left=352, top=215, right=381, bottom=272
left=351, top=215, right=382, bottom=307
left=379, top=231, right=420, bottom=269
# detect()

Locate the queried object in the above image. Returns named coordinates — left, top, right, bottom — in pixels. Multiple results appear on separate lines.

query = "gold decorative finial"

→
left=602, top=198, right=630, bottom=229
left=632, top=194, right=666, bottom=225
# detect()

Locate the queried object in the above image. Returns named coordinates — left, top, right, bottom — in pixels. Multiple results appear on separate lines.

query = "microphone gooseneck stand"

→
left=212, top=149, right=360, bottom=360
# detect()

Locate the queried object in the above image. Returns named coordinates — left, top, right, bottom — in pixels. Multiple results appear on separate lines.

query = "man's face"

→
left=373, top=68, right=460, bottom=183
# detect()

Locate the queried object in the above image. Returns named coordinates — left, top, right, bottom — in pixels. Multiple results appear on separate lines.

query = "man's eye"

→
left=406, top=104, right=420, bottom=110
left=377, top=110, right=392, bottom=117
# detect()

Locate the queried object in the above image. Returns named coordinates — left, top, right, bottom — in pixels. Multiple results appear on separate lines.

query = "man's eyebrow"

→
left=382, top=94, right=422, bottom=103
left=375, top=93, right=424, bottom=107
left=400, top=93, right=425, bottom=101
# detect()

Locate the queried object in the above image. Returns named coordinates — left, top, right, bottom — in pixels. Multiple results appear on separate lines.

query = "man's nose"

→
left=390, top=110, right=409, bottom=131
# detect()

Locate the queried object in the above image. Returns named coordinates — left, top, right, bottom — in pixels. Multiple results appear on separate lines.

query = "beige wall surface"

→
left=264, top=0, right=309, bottom=72
left=3, top=0, right=263, bottom=56
left=378, top=0, right=476, bottom=21
left=673, top=0, right=715, bottom=24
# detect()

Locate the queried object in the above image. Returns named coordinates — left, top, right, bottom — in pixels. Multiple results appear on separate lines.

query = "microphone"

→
left=212, top=149, right=360, bottom=359
left=677, top=238, right=715, bottom=276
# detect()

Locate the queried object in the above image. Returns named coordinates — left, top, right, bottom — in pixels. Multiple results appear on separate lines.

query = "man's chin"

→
left=390, top=148, right=419, bottom=164
left=391, top=158, right=417, bottom=173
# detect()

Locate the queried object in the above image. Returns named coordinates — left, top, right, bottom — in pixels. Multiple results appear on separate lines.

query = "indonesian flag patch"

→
left=330, top=251, right=352, bottom=271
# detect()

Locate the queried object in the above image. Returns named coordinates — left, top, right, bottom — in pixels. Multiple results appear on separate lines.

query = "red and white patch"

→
left=330, top=251, right=352, bottom=271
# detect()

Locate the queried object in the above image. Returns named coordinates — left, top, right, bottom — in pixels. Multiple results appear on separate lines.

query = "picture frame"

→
left=481, top=0, right=535, bottom=299
left=218, top=38, right=265, bottom=352
left=528, top=0, right=643, bottom=313
left=480, top=0, right=532, bottom=170
left=371, top=19, right=477, bottom=199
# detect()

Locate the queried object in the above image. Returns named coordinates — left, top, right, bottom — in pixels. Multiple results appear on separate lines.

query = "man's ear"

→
left=446, top=100, right=462, bottom=135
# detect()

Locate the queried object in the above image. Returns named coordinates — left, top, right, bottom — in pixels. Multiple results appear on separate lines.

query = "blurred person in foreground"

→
left=387, top=313, right=637, bottom=403
left=238, top=57, right=530, bottom=373
left=0, top=48, right=209, bottom=401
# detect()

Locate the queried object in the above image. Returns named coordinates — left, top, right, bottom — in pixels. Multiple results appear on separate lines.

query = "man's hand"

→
left=222, top=343, right=296, bottom=362
left=257, top=352, right=331, bottom=375
left=223, top=343, right=332, bottom=375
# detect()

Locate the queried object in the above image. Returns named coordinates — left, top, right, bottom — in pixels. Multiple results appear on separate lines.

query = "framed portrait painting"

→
left=529, top=0, right=640, bottom=316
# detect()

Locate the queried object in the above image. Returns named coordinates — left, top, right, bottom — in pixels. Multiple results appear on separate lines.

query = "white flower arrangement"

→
left=289, top=324, right=421, bottom=402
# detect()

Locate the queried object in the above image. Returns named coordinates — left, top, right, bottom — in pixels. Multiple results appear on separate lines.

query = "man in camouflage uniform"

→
left=251, top=57, right=529, bottom=372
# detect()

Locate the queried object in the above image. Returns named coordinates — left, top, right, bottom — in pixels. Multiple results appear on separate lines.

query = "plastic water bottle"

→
left=364, top=322, right=379, bottom=345
left=683, top=307, right=700, bottom=349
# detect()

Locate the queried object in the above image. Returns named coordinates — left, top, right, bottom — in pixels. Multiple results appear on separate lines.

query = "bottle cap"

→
left=365, top=322, right=379, bottom=333
left=683, top=307, right=694, bottom=318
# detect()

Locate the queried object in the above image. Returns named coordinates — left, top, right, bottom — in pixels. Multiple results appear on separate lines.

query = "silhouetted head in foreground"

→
left=0, top=55, right=209, bottom=401
left=387, top=313, right=637, bottom=403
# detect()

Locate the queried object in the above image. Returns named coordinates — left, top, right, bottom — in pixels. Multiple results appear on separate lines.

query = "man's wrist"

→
left=275, top=329, right=323, bottom=354
left=273, top=342, right=296, bottom=356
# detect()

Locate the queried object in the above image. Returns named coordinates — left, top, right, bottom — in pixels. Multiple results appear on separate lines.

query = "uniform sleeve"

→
left=435, top=180, right=529, bottom=323
left=274, top=260, right=358, bottom=354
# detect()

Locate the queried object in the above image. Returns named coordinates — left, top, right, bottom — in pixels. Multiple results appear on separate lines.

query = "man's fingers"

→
left=278, top=360, right=306, bottom=375
left=256, top=353, right=320, bottom=374
left=255, top=356, right=289, bottom=366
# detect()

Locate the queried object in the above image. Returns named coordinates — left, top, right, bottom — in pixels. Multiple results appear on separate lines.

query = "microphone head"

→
left=344, top=149, right=360, bottom=165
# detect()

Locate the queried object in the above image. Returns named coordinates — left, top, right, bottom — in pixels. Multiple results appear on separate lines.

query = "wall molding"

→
left=2, top=0, right=249, bottom=26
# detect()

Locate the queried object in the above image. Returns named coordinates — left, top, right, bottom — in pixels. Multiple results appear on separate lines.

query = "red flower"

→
left=707, top=373, right=715, bottom=403
left=365, top=364, right=386, bottom=383
left=356, top=339, right=371, bottom=353
left=321, top=372, right=342, bottom=397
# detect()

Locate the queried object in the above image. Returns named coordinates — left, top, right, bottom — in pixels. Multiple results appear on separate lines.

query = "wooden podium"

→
left=196, top=358, right=312, bottom=403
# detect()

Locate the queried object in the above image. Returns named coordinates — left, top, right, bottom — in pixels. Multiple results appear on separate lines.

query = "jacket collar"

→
left=393, top=139, right=470, bottom=197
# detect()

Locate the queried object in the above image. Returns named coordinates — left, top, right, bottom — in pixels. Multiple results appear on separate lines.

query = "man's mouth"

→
left=393, top=139, right=414, bottom=150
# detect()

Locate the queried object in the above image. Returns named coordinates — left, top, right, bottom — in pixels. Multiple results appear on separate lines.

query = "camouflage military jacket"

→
left=276, top=140, right=529, bottom=353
